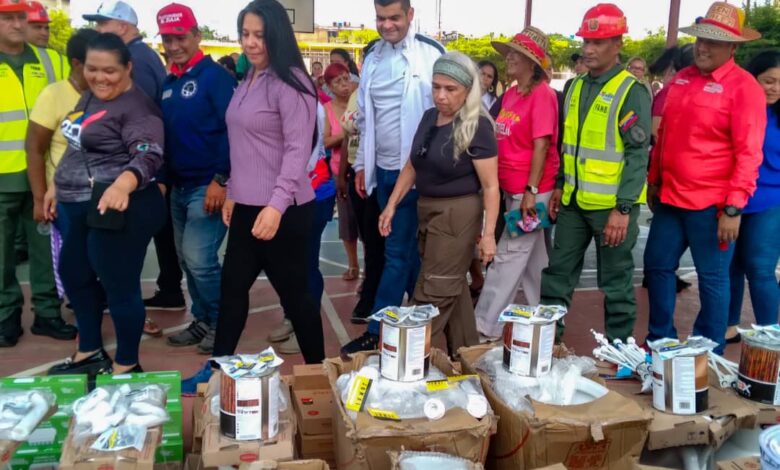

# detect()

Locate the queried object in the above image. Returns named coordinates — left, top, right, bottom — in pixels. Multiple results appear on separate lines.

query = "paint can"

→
left=760, top=425, right=780, bottom=470
left=737, top=333, right=780, bottom=405
left=219, top=368, right=280, bottom=441
left=379, top=319, right=432, bottom=382
left=502, top=320, right=556, bottom=377
left=651, top=351, right=709, bottom=415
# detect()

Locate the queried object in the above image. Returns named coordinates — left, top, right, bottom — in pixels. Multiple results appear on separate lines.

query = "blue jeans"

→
left=368, top=168, right=421, bottom=335
left=170, top=185, right=228, bottom=327
left=58, top=184, right=165, bottom=365
left=728, top=205, right=780, bottom=327
left=645, top=204, right=735, bottom=354
left=309, top=195, right=335, bottom=308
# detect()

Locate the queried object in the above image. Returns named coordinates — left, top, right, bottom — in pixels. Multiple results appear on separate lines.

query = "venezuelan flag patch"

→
left=619, top=111, right=639, bottom=132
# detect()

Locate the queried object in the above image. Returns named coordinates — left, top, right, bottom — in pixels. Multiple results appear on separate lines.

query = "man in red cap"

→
left=155, top=3, right=236, bottom=356
left=540, top=3, right=651, bottom=342
left=645, top=2, right=766, bottom=354
left=25, top=1, right=48, bottom=48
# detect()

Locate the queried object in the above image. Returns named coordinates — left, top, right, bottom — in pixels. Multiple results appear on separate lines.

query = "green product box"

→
left=96, top=371, right=182, bottom=400
left=162, top=400, right=183, bottom=439
left=0, top=375, right=87, bottom=451
left=156, top=435, right=184, bottom=464
left=7, top=445, right=60, bottom=469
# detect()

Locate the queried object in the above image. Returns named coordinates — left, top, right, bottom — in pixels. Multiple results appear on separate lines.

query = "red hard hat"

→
left=576, top=3, right=628, bottom=39
left=0, top=0, right=28, bottom=13
left=26, top=1, right=49, bottom=23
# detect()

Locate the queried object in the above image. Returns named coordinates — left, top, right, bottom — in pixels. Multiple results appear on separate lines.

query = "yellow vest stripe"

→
left=35, top=46, right=56, bottom=85
left=0, top=110, right=28, bottom=121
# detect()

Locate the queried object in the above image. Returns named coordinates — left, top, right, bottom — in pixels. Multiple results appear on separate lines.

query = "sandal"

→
left=143, top=317, right=163, bottom=337
left=342, top=267, right=360, bottom=281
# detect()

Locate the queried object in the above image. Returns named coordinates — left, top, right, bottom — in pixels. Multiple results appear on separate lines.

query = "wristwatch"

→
left=616, top=202, right=633, bottom=215
left=724, top=205, right=743, bottom=217
left=525, top=184, right=539, bottom=195
left=213, top=173, right=228, bottom=187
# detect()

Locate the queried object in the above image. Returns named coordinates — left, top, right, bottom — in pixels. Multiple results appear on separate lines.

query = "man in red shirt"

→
left=645, top=1, right=766, bottom=353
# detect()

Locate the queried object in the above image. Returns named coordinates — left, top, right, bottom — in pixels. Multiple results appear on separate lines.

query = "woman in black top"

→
left=48, top=33, right=166, bottom=378
left=378, top=51, right=499, bottom=355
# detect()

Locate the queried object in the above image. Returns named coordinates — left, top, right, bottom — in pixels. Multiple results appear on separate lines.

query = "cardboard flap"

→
left=528, top=391, right=652, bottom=427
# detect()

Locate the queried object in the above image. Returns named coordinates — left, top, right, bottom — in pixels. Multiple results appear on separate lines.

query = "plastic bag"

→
left=90, top=423, right=147, bottom=452
left=396, top=451, right=481, bottom=470
left=0, top=390, right=55, bottom=442
left=71, top=384, right=169, bottom=442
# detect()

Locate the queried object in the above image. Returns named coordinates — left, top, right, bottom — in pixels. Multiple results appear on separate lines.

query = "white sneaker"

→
left=275, top=333, right=301, bottom=355
left=267, top=319, right=294, bottom=343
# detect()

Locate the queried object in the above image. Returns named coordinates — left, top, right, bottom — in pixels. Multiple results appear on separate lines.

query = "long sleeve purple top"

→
left=225, top=66, right=317, bottom=214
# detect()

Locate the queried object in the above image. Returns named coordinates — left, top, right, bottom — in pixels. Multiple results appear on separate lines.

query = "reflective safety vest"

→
left=561, top=69, right=645, bottom=210
left=0, top=45, right=68, bottom=175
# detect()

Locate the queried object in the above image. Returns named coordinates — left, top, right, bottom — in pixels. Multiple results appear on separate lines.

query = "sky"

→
left=70, top=0, right=718, bottom=41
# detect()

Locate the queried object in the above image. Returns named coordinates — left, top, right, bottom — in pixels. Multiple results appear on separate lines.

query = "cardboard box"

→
left=240, top=460, right=330, bottom=470
left=292, top=364, right=333, bottom=436
left=59, top=425, right=161, bottom=470
left=326, top=349, right=497, bottom=470
left=458, top=344, right=651, bottom=470
left=0, top=440, right=20, bottom=468
left=296, top=433, right=335, bottom=467
left=716, top=457, right=761, bottom=470
left=199, top=371, right=297, bottom=468
left=605, top=377, right=758, bottom=451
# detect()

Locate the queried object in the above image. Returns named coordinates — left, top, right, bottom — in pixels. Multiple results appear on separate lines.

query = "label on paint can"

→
left=222, top=376, right=263, bottom=440
left=380, top=323, right=429, bottom=382
left=671, top=356, right=696, bottom=414
left=504, top=321, right=555, bottom=376
left=267, top=373, right=280, bottom=439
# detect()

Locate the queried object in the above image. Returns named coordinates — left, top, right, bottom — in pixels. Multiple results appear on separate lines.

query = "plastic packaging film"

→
left=0, top=389, right=56, bottom=442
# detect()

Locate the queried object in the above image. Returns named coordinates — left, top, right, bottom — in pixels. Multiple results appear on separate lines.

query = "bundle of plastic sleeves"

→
left=211, top=347, right=284, bottom=380
left=395, top=451, right=483, bottom=470
left=335, top=356, right=490, bottom=421
left=0, top=390, right=55, bottom=442
left=71, top=384, right=169, bottom=445
left=370, top=304, right=440, bottom=325
left=473, top=347, right=602, bottom=413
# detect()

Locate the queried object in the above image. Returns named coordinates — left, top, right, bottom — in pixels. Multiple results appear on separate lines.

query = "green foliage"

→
left=736, top=1, right=780, bottom=65
left=337, top=29, right=380, bottom=45
left=446, top=34, right=508, bottom=80
left=48, top=9, right=73, bottom=55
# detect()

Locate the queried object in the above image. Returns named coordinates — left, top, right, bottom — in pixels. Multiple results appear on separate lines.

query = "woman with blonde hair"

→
left=378, top=51, right=499, bottom=354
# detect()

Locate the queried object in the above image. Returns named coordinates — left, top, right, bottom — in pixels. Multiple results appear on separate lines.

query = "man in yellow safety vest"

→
left=0, top=0, right=75, bottom=347
left=540, top=3, right=651, bottom=342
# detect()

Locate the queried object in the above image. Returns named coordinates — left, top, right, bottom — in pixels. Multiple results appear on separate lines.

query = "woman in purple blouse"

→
left=211, top=0, right=324, bottom=364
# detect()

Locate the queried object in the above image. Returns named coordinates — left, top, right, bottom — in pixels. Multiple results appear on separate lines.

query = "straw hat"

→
left=492, top=26, right=551, bottom=75
left=679, top=2, right=761, bottom=43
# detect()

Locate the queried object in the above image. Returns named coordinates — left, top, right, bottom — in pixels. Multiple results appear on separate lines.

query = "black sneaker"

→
left=350, top=308, right=372, bottom=325
left=0, top=317, right=23, bottom=348
left=676, top=276, right=692, bottom=293
left=167, top=320, right=209, bottom=347
left=31, top=317, right=78, bottom=340
left=340, top=332, right=379, bottom=359
left=144, top=290, right=186, bottom=311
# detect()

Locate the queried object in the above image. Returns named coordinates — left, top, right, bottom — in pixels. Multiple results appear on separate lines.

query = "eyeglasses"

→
left=628, top=65, right=645, bottom=72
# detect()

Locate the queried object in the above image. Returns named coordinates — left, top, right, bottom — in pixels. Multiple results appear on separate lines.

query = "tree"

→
left=737, top=1, right=780, bottom=64
left=337, top=29, right=380, bottom=45
left=48, top=9, right=73, bottom=54
left=446, top=34, right=508, bottom=81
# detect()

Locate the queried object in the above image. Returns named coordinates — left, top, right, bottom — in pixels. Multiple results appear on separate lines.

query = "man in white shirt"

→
left=342, top=0, right=444, bottom=354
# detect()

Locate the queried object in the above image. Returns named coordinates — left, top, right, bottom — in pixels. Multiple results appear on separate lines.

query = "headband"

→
left=433, top=58, right=473, bottom=88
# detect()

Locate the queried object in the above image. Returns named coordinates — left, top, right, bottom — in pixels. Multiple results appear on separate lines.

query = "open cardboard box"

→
left=184, top=454, right=329, bottom=470
left=199, top=371, right=296, bottom=468
left=59, top=425, right=161, bottom=470
left=604, top=377, right=758, bottom=451
left=716, top=457, right=761, bottom=470
left=325, top=349, right=497, bottom=470
left=459, top=343, right=652, bottom=470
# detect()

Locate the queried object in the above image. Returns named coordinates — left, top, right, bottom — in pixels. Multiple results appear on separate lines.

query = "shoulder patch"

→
left=415, top=34, right=446, bottom=54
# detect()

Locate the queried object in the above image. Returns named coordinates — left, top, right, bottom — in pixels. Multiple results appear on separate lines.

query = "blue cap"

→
left=83, top=1, right=138, bottom=26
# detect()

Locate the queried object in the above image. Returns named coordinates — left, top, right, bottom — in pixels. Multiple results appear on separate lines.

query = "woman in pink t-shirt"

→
left=475, top=27, right=561, bottom=340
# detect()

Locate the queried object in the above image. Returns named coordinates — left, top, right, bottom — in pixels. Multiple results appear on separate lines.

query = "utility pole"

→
left=666, top=0, right=681, bottom=47
left=437, top=0, right=442, bottom=41
left=525, top=0, right=532, bottom=28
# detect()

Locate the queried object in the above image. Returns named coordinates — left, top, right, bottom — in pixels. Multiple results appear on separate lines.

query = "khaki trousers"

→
left=412, top=193, right=483, bottom=356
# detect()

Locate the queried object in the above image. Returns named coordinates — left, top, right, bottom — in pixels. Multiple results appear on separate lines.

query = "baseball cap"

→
left=157, top=3, right=198, bottom=36
left=82, top=1, right=138, bottom=26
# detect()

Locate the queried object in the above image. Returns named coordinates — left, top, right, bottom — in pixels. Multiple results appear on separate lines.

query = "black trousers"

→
left=212, top=202, right=325, bottom=364
left=152, top=188, right=183, bottom=294
left=348, top=171, right=385, bottom=316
